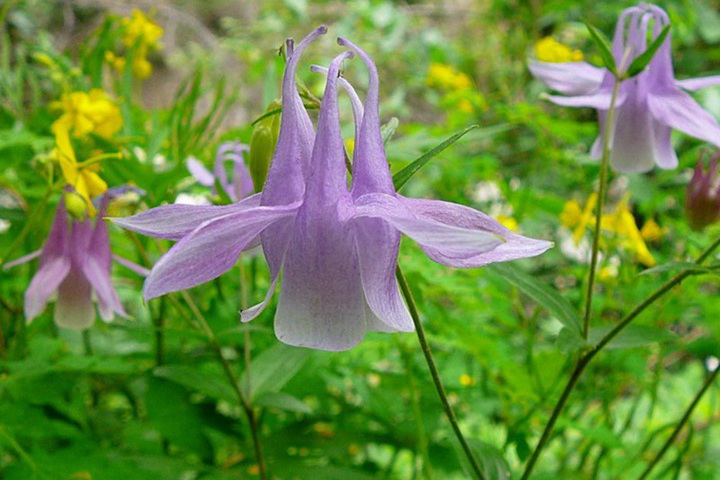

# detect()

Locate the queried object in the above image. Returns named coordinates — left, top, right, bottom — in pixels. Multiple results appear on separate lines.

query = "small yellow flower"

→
left=602, top=197, right=656, bottom=267
left=51, top=89, right=123, bottom=139
left=535, top=37, right=584, bottom=63
left=640, top=219, right=667, bottom=242
left=598, top=265, right=618, bottom=282
left=53, top=125, right=108, bottom=217
left=561, top=194, right=597, bottom=245
left=426, top=63, right=472, bottom=91
left=345, top=137, right=355, bottom=157
left=460, top=374, right=476, bottom=387
left=496, top=215, right=519, bottom=232
left=121, top=10, right=163, bottom=50
left=117, top=9, right=163, bottom=79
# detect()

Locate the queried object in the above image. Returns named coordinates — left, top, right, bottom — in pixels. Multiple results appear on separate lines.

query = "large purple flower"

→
left=5, top=198, right=146, bottom=329
left=529, top=4, right=720, bottom=173
left=114, top=28, right=551, bottom=351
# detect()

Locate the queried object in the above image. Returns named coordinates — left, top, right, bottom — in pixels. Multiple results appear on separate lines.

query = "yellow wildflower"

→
left=561, top=194, right=597, bottom=245
left=598, top=265, right=618, bottom=282
left=53, top=125, right=108, bottom=217
left=640, top=219, right=667, bottom=242
left=51, top=89, right=123, bottom=139
left=122, top=10, right=163, bottom=49
left=601, top=197, right=656, bottom=267
left=535, top=37, right=584, bottom=63
left=426, top=63, right=472, bottom=91
left=460, top=374, right=476, bottom=387
left=345, top=137, right=355, bottom=157
left=118, top=9, right=163, bottom=79
left=496, top=215, right=519, bottom=232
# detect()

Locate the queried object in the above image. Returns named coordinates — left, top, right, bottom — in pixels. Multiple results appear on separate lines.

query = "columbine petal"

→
left=651, top=121, right=678, bottom=169
left=528, top=60, right=605, bottom=95
left=24, top=257, right=71, bottom=321
left=610, top=95, right=657, bottom=173
left=260, top=26, right=326, bottom=292
left=676, top=75, right=720, bottom=91
left=186, top=157, right=215, bottom=186
left=110, top=193, right=261, bottom=240
left=648, top=89, right=720, bottom=147
left=352, top=220, right=413, bottom=332
left=545, top=90, right=622, bottom=110
left=352, top=193, right=505, bottom=265
left=143, top=203, right=299, bottom=300
left=54, top=269, right=95, bottom=330
left=275, top=217, right=367, bottom=350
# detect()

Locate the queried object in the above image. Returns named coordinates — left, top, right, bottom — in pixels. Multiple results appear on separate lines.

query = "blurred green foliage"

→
left=2, top=1, right=720, bottom=479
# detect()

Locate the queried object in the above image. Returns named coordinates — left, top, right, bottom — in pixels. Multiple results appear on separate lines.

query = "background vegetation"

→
left=2, top=0, right=720, bottom=478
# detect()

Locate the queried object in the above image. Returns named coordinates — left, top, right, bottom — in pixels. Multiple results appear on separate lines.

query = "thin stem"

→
left=396, top=266, right=487, bottom=480
left=82, top=329, right=93, bottom=356
left=637, top=366, right=720, bottom=480
left=0, top=190, right=51, bottom=269
left=582, top=79, right=621, bottom=339
left=154, top=299, right=166, bottom=366
left=397, top=338, right=433, bottom=479
left=521, top=235, right=720, bottom=480
left=129, top=232, right=267, bottom=478
left=179, top=291, right=268, bottom=479
left=239, top=256, right=252, bottom=397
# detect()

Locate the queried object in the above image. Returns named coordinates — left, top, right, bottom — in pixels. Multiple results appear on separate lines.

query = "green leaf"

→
left=584, top=21, right=617, bottom=76
left=460, top=439, right=511, bottom=480
left=241, top=344, right=311, bottom=399
left=392, top=124, right=480, bottom=190
left=255, top=392, right=312, bottom=414
left=381, top=117, right=399, bottom=146
left=153, top=364, right=237, bottom=403
left=588, top=325, right=674, bottom=349
left=487, top=263, right=582, bottom=336
left=625, top=26, right=671, bottom=78
left=639, top=261, right=718, bottom=277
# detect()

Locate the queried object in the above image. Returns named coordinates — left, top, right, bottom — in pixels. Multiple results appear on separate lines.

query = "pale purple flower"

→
left=186, top=141, right=254, bottom=202
left=529, top=4, right=720, bottom=173
left=114, top=27, right=551, bottom=351
left=686, top=152, right=720, bottom=231
left=4, top=197, right=148, bottom=330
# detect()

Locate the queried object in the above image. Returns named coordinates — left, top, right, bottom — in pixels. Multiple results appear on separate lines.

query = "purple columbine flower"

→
left=686, top=152, right=720, bottom=231
left=114, top=27, right=551, bottom=351
left=186, top=141, right=254, bottom=202
left=529, top=3, right=720, bottom=173
left=4, top=196, right=148, bottom=330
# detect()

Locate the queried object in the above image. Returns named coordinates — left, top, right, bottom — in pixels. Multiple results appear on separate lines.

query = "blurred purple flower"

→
left=186, top=141, right=254, bottom=202
left=529, top=4, right=720, bottom=173
left=686, top=152, right=720, bottom=231
left=114, top=27, right=551, bottom=351
left=4, top=197, right=148, bottom=330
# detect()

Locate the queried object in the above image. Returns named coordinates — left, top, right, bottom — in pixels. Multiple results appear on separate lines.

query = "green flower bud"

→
left=249, top=100, right=281, bottom=190
left=64, top=191, right=88, bottom=220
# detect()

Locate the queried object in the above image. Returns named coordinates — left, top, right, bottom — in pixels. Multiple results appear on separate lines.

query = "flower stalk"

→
left=521, top=235, right=720, bottom=479
left=583, top=78, right=621, bottom=339
left=396, top=266, right=488, bottom=480
left=637, top=364, right=720, bottom=480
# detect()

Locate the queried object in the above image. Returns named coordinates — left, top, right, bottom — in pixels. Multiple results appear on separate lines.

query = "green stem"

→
left=154, top=299, right=166, bottom=366
left=520, top=235, right=720, bottom=480
left=582, top=79, right=621, bottom=340
left=396, top=266, right=487, bottom=480
left=397, top=338, right=433, bottom=479
left=129, top=232, right=267, bottom=479
left=0, top=190, right=52, bottom=269
left=179, top=291, right=268, bottom=480
left=637, top=366, right=720, bottom=480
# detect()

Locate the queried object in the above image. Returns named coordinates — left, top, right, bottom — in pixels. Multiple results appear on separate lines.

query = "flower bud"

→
left=686, top=154, right=720, bottom=231
left=64, top=191, right=88, bottom=220
left=248, top=100, right=281, bottom=190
